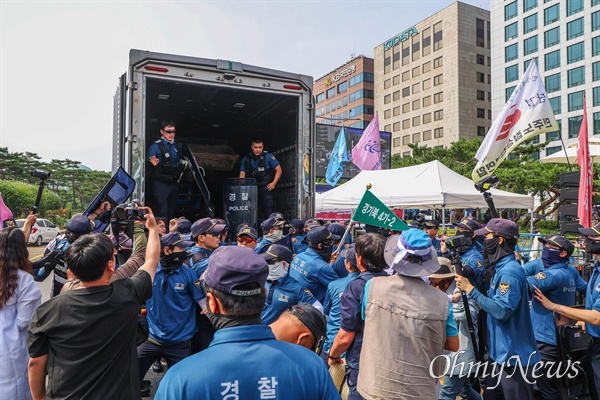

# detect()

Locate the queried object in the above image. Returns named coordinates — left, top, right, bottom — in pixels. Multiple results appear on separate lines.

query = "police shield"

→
left=223, top=178, right=258, bottom=243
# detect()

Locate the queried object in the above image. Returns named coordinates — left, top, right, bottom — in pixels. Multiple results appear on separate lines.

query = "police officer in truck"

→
left=239, top=139, right=282, bottom=218
left=147, top=120, right=183, bottom=224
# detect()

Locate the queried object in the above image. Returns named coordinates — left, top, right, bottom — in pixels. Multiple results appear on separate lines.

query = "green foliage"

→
left=0, top=180, right=62, bottom=217
left=0, top=147, right=111, bottom=216
left=532, top=219, right=560, bottom=236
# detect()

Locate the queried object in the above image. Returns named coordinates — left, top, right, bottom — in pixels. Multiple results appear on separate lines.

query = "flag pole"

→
left=558, top=134, right=573, bottom=172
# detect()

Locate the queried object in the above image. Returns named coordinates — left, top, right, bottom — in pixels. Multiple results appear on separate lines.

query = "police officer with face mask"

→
left=523, top=234, right=587, bottom=400
left=289, top=226, right=341, bottom=304
left=260, top=244, right=323, bottom=325
left=455, top=219, right=540, bottom=400
left=255, top=217, right=285, bottom=254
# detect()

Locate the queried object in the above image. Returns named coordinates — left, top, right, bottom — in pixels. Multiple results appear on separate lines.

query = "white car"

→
left=15, top=218, right=61, bottom=246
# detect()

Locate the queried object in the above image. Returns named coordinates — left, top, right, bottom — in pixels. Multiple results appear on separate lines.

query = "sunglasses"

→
left=204, top=232, right=220, bottom=237
left=163, top=130, right=176, bottom=134
left=237, top=236, right=254, bottom=244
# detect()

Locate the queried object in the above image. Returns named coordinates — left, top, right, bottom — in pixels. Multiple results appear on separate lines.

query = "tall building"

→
left=374, top=1, right=492, bottom=158
left=491, top=0, right=600, bottom=160
left=314, top=56, right=374, bottom=129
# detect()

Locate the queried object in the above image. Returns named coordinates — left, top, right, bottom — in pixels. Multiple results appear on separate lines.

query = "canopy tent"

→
left=316, top=160, right=534, bottom=212
left=539, top=137, right=600, bottom=164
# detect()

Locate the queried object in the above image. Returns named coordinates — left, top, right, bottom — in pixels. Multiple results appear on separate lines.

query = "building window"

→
left=423, top=78, right=432, bottom=90
left=477, top=90, right=485, bottom=100
left=423, top=61, right=431, bottom=73
left=338, top=81, right=348, bottom=94
left=567, top=42, right=585, bottom=63
left=547, top=130, right=560, bottom=141
left=547, top=146, right=561, bottom=155
left=423, top=96, right=431, bottom=107
left=434, top=110, right=444, bottom=121
left=413, top=116, right=421, bottom=127
left=402, top=71, right=410, bottom=82
left=412, top=133, right=421, bottom=143
left=393, top=137, right=402, bottom=147
left=545, top=4, right=560, bottom=25
left=568, top=115, right=583, bottom=137
left=477, top=108, right=486, bottom=118
left=422, top=27, right=431, bottom=56
left=505, top=22, right=519, bottom=41
left=545, top=27, right=560, bottom=48
left=384, top=94, right=391, bottom=104
left=595, top=87, right=600, bottom=106
left=524, top=14, right=538, bottom=34
left=545, top=50, right=560, bottom=70
left=412, top=83, right=421, bottom=94
left=567, top=17, right=584, bottom=41
left=393, top=74, right=401, bottom=86
left=593, top=36, right=600, bottom=56
left=402, top=120, right=410, bottom=130
left=393, top=106, right=401, bottom=116
left=568, top=66, right=585, bottom=87
left=412, top=66, right=420, bottom=78
left=384, top=109, right=391, bottom=119
left=568, top=91, right=585, bottom=111
left=316, top=92, right=325, bottom=103
left=393, top=122, right=401, bottom=131
left=506, top=65, right=519, bottom=83
left=403, top=103, right=410, bottom=113
left=477, top=126, right=487, bottom=136
left=505, top=43, right=518, bottom=62
left=433, top=74, right=443, bottom=86
left=477, top=54, right=485, bottom=65
left=505, top=1, right=518, bottom=20
left=402, top=87, right=410, bottom=98
left=476, top=18, right=485, bottom=47
left=567, top=0, right=584, bottom=16
left=434, top=56, right=443, bottom=68
left=506, top=86, right=516, bottom=101
left=434, top=127, right=444, bottom=138
left=524, top=36, right=538, bottom=55
left=549, top=96, right=561, bottom=113
left=423, top=113, right=432, bottom=123
left=545, top=73, right=561, bottom=92
left=412, top=99, right=421, bottom=110
left=412, top=36, right=421, bottom=61
left=594, top=62, right=600, bottom=81
left=343, top=96, right=348, bottom=106
left=423, top=130, right=432, bottom=141
left=402, top=135, right=410, bottom=145
left=524, top=0, right=537, bottom=12
left=477, top=72, right=486, bottom=82
left=433, top=22, right=443, bottom=51
left=384, top=79, right=391, bottom=89
left=594, top=113, right=600, bottom=134
left=594, top=11, right=600, bottom=31
left=434, top=92, right=443, bottom=103
left=402, top=151, right=411, bottom=157
left=326, top=87, right=336, bottom=99
left=393, top=90, right=400, bottom=101
left=402, top=41, right=410, bottom=66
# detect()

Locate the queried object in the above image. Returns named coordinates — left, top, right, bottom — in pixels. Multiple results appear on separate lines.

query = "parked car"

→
left=15, top=218, right=61, bottom=246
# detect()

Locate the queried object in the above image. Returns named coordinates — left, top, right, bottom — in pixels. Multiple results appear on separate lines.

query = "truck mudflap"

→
left=83, top=166, right=136, bottom=233
left=181, top=144, right=214, bottom=218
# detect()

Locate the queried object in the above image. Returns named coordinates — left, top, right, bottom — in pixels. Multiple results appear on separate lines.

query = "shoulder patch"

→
left=534, top=272, right=547, bottom=280
left=271, top=155, right=277, bottom=161
left=476, top=261, right=482, bottom=268
left=499, top=282, right=510, bottom=295
left=304, top=289, right=314, bottom=296
left=195, top=279, right=202, bottom=289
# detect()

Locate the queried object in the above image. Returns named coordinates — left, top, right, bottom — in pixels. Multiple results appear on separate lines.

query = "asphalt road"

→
left=29, top=243, right=165, bottom=399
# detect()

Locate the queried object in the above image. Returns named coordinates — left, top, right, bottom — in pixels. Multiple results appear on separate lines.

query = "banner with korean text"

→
left=352, top=114, right=382, bottom=171
left=472, top=61, right=558, bottom=183
left=352, top=190, right=408, bottom=231
left=578, top=98, right=592, bottom=228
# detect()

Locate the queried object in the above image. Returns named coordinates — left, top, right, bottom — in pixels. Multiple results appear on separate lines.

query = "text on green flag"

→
left=352, top=190, right=408, bottom=231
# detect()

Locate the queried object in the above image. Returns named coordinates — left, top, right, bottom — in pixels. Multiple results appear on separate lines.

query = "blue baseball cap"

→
left=191, top=218, right=227, bottom=239
left=177, top=219, right=192, bottom=234
left=269, top=212, right=285, bottom=221
left=66, top=214, right=94, bottom=236
left=205, top=246, right=268, bottom=296
left=327, top=223, right=345, bottom=238
left=453, top=217, right=481, bottom=232
left=340, top=243, right=356, bottom=266
left=260, top=217, right=284, bottom=232
left=474, top=218, right=519, bottom=239
left=538, top=234, right=575, bottom=257
left=261, top=244, right=294, bottom=263
left=307, top=226, right=340, bottom=244
left=160, top=232, right=194, bottom=249
left=237, top=225, right=258, bottom=240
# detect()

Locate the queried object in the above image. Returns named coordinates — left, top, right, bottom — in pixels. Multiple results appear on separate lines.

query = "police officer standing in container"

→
left=147, top=120, right=183, bottom=223
left=239, top=139, right=282, bottom=218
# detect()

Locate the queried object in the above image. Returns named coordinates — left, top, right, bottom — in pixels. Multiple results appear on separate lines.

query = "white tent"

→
left=316, top=160, right=534, bottom=211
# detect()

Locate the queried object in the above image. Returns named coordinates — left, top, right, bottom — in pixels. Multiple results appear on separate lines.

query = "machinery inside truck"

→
left=143, top=77, right=301, bottom=227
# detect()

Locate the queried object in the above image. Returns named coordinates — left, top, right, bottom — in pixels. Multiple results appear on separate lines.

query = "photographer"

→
left=533, top=225, right=600, bottom=400
left=441, top=217, right=485, bottom=293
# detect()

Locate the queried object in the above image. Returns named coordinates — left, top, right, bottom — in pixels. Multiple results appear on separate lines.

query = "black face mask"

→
left=585, top=239, right=600, bottom=255
left=160, top=251, right=188, bottom=272
left=462, top=230, right=475, bottom=240
left=483, top=236, right=515, bottom=268
left=315, top=244, right=333, bottom=262
left=205, top=304, right=262, bottom=331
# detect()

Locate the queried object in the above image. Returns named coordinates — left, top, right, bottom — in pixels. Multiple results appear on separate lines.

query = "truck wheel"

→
left=35, top=235, right=43, bottom=246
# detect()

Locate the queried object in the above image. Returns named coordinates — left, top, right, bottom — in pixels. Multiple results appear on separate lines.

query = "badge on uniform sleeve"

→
left=271, top=155, right=277, bottom=161
left=596, top=282, right=600, bottom=292
left=534, top=272, right=547, bottom=280
left=194, top=279, right=202, bottom=289
left=476, top=261, right=483, bottom=269
left=278, top=294, right=289, bottom=302
left=304, top=289, right=314, bottom=297
left=499, top=282, right=510, bottom=295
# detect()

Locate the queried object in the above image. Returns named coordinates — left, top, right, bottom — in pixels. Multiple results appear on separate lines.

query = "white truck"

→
left=112, top=49, right=315, bottom=229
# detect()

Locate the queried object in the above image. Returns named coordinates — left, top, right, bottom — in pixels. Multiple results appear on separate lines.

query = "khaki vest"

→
left=357, top=274, right=449, bottom=400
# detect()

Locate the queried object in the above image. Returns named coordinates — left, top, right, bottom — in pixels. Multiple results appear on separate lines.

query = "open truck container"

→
left=112, top=49, right=315, bottom=226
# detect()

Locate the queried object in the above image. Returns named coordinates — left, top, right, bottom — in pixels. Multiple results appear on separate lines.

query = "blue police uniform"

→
left=146, top=263, right=204, bottom=344
left=147, top=137, right=180, bottom=220
left=254, top=237, right=273, bottom=254
left=469, top=254, right=540, bottom=366
left=289, top=248, right=341, bottom=304
left=323, top=271, right=359, bottom=355
left=331, top=247, right=349, bottom=278
left=462, top=241, right=485, bottom=289
left=261, top=273, right=320, bottom=325
left=432, top=237, right=443, bottom=256
left=186, top=246, right=212, bottom=277
left=293, top=235, right=309, bottom=254
left=240, top=151, right=280, bottom=218
left=585, top=263, right=600, bottom=398
left=524, top=258, right=586, bottom=346
left=155, top=325, right=341, bottom=400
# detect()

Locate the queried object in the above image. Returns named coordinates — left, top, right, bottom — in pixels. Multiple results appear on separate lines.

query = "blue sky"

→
left=1, top=0, right=488, bottom=171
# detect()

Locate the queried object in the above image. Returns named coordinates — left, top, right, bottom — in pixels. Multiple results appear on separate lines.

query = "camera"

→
left=31, top=169, right=51, bottom=180
left=444, top=235, right=473, bottom=250
left=474, top=175, right=499, bottom=192
left=113, top=203, right=147, bottom=221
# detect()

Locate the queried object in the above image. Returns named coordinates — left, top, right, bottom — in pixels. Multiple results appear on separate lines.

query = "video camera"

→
left=113, top=203, right=147, bottom=221
left=31, top=169, right=51, bottom=181
left=31, top=169, right=52, bottom=214
left=444, top=235, right=473, bottom=250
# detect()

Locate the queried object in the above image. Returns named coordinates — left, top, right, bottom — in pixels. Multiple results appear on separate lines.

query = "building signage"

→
left=327, top=65, right=356, bottom=86
left=383, top=27, right=419, bottom=50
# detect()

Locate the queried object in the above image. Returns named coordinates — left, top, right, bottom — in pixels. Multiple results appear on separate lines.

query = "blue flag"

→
left=325, top=127, right=349, bottom=187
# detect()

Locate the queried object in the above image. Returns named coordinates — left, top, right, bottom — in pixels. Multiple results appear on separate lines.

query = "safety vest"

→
left=152, top=140, right=182, bottom=183
left=245, top=151, right=274, bottom=188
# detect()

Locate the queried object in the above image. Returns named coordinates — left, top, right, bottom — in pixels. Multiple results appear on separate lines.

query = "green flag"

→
left=352, top=190, right=409, bottom=231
